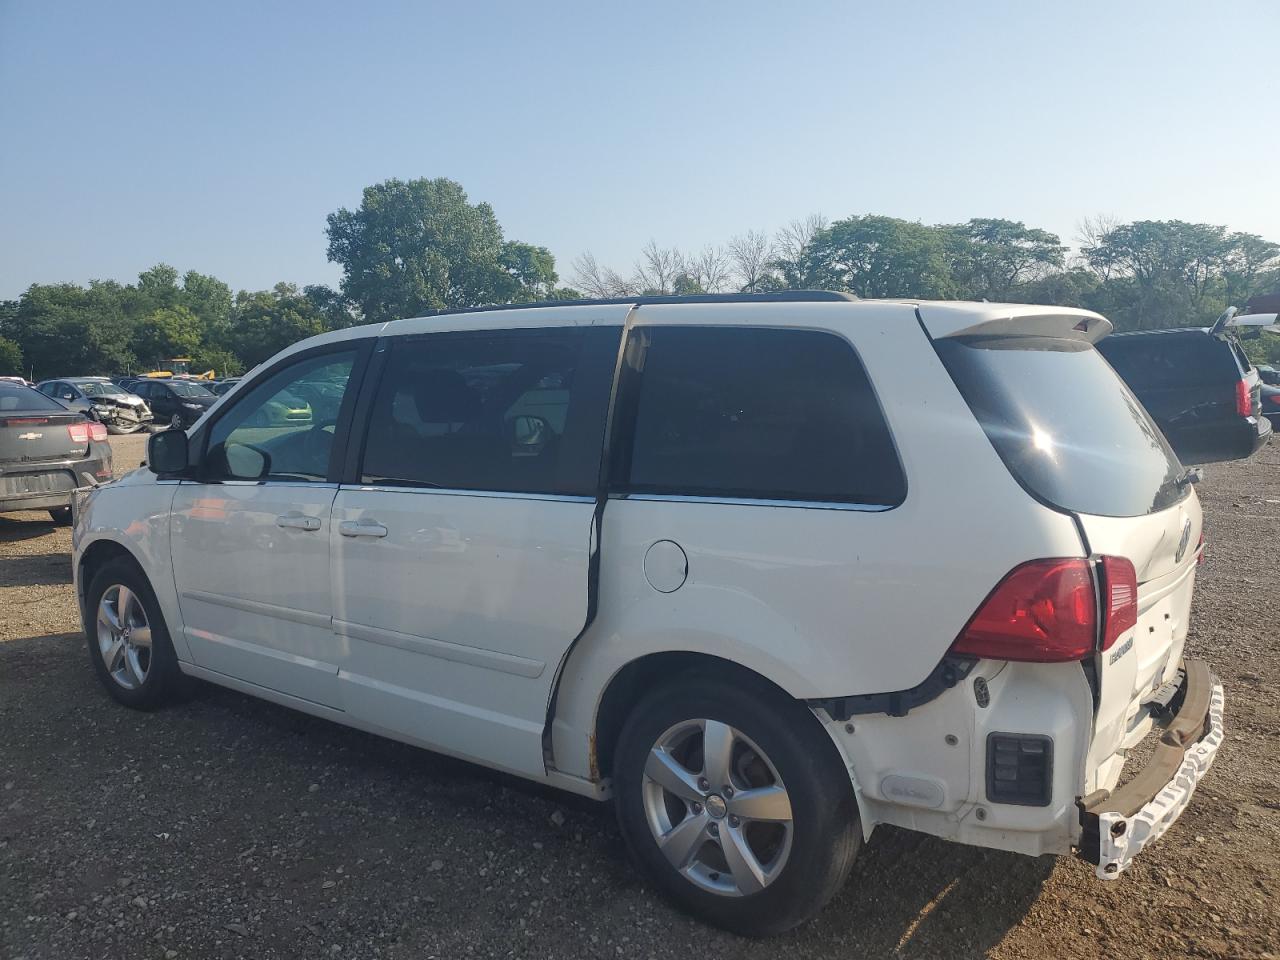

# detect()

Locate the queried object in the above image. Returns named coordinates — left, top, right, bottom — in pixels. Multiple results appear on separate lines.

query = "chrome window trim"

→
left=348, top=484, right=594, bottom=504
left=610, top=493, right=894, bottom=512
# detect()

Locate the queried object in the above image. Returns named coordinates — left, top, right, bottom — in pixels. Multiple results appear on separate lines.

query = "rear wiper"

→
left=1176, top=467, right=1203, bottom=488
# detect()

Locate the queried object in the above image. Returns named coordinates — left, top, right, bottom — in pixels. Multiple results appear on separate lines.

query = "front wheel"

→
left=85, top=559, right=183, bottom=710
left=613, top=672, right=861, bottom=936
left=106, top=422, right=142, bottom=435
left=48, top=506, right=73, bottom=525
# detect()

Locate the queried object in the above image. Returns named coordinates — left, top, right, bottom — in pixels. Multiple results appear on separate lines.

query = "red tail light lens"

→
left=88, top=421, right=108, bottom=442
left=1235, top=379, right=1251, bottom=416
left=950, top=558, right=1097, bottom=662
left=67, top=422, right=89, bottom=444
left=1099, top=556, right=1137, bottom=651
left=1196, top=531, right=1205, bottom=565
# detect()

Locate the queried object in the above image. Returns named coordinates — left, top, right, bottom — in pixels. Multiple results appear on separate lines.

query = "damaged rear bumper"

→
left=1077, top=658, right=1224, bottom=879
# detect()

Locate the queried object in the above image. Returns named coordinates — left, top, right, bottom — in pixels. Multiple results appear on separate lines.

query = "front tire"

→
left=613, top=671, right=861, bottom=936
left=48, top=506, right=73, bottom=525
left=85, top=559, right=182, bottom=710
left=106, top=422, right=142, bottom=435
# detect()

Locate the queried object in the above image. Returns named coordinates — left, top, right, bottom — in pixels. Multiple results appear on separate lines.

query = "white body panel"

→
left=170, top=481, right=343, bottom=706
left=330, top=486, right=596, bottom=778
left=71, top=295, right=1216, bottom=865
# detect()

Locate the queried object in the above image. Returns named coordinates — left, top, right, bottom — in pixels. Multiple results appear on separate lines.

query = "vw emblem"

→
left=1175, top=517, right=1193, bottom=565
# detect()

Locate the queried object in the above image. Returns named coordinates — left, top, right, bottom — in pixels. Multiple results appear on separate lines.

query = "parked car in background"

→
left=1256, top=364, right=1280, bottom=386
left=74, top=294, right=1222, bottom=935
left=1, top=379, right=112, bottom=523
left=1260, top=383, right=1280, bottom=427
left=131, top=378, right=217, bottom=429
left=1097, top=311, right=1278, bottom=464
left=210, top=378, right=241, bottom=397
left=36, top=377, right=153, bottom=434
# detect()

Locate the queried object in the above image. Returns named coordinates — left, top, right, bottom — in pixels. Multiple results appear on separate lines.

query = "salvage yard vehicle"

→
left=130, top=378, right=217, bottom=429
left=71, top=293, right=1223, bottom=935
left=36, top=377, right=154, bottom=434
left=1097, top=309, right=1278, bottom=464
left=1, top=379, right=112, bottom=524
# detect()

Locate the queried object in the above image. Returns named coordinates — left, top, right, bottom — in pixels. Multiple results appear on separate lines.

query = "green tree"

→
left=325, top=177, right=560, bottom=323
left=230, top=283, right=329, bottom=367
left=804, top=215, right=956, bottom=298
left=9, top=280, right=134, bottom=377
left=946, top=218, right=1066, bottom=300
left=1079, top=220, right=1272, bottom=329
left=0, top=336, right=22, bottom=377
left=135, top=306, right=203, bottom=363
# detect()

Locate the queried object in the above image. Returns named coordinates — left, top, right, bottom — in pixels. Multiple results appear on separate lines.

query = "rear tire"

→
left=85, top=558, right=182, bottom=710
left=613, top=671, right=861, bottom=936
left=48, top=506, right=72, bottom=525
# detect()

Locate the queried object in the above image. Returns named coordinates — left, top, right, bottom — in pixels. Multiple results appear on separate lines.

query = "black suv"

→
left=1098, top=323, right=1271, bottom=464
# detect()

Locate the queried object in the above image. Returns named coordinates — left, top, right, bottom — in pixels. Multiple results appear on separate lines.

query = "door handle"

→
left=339, top=519, right=389, bottom=539
left=276, top=513, right=321, bottom=532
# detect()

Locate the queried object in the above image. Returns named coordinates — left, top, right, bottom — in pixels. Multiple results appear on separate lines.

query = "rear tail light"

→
left=1099, top=556, right=1137, bottom=651
left=1268, top=393, right=1280, bottom=406
left=950, top=558, right=1096, bottom=662
left=1197, top=531, right=1205, bottom=566
left=1235, top=379, right=1252, bottom=416
left=67, top=421, right=107, bottom=443
left=950, top=555, right=1138, bottom=662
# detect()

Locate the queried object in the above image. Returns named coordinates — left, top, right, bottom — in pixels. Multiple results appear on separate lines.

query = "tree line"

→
left=3, top=176, right=1278, bottom=379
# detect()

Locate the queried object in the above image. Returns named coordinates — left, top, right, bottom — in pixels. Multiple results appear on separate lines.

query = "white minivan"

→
left=72, top=292, right=1223, bottom=935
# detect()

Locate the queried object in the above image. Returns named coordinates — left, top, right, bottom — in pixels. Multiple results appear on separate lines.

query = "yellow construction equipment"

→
left=138, top=358, right=215, bottom=380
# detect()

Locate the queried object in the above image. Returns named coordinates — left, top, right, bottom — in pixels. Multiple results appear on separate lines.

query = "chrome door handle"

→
left=276, top=513, right=321, bottom=531
left=339, top=519, right=389, bottom=539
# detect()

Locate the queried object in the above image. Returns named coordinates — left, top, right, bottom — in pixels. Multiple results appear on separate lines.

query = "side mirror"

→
left=223, top=443, right=271, bottom=480
left=507, top=414, right=551, bottom=456
left=148, top=428, right=190, bottom=475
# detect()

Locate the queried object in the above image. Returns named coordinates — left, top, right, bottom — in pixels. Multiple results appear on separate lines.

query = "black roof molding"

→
left=408, top=289, right=858, bottom=320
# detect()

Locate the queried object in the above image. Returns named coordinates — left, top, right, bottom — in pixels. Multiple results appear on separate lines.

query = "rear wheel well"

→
left=593, top=652, right=817, bottom=781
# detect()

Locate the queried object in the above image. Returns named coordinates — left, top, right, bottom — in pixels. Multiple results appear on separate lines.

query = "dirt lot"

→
left=1, top=432, right=1277, bottom=959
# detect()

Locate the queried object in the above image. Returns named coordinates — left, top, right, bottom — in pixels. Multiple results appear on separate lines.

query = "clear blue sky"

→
left=2, top=0, right=1277, bottom=300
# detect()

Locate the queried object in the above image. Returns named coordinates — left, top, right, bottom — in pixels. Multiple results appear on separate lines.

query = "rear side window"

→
left=1097, top=334, right=1235, bottom=389
left=360, top=327, right=618, bottom=496
left=0, top=383, right=65, bottom=412
left=618, top=327, right=905, bottom=506
left=936, top=337, right=1187, bottom=518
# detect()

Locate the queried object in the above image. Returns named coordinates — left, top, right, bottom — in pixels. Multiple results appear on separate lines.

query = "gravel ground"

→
left=1, top=432, right=1277, bottom=959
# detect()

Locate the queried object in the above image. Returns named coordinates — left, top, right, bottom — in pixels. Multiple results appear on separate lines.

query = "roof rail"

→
left=410, top=289, right=858, bottom=319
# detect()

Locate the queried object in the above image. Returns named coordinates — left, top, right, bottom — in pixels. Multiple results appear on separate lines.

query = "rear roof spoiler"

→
left=917, top=303, right=1112, bottom=344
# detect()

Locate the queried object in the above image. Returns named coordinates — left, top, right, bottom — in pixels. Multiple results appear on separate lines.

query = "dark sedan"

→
left=0, top=381, right=112, bottom=524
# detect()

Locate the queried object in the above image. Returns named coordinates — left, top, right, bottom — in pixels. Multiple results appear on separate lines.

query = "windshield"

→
left=935, top=336, right=1188, bottom=518
left=0, top=382, right=67, bottom=413
left=76, top=380, right=126, bottom=398
left=168, top=380, right=214, bottom=398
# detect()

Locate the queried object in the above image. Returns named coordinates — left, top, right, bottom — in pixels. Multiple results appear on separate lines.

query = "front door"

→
left=331, top=324, right=621, bottom=777
left=171, top=347, right=361, bottom=707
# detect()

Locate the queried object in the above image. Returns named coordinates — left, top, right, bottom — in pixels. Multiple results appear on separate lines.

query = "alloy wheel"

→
left=96, top=584, right=152, bottom=690
left=641, top=718, right=794, bottom=897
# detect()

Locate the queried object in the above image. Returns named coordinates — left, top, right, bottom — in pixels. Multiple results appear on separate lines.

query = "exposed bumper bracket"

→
left=1077, top=658, right=1224, bottom=879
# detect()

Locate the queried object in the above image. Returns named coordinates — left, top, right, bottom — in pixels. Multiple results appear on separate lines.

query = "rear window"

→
left=936, top=337, right=1187, bottom=518
left=1097, top=333, right=1238, bottom=389
left=619, top=326, right=906, bottom=506
left=0, top=383, right=66, bottom=413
